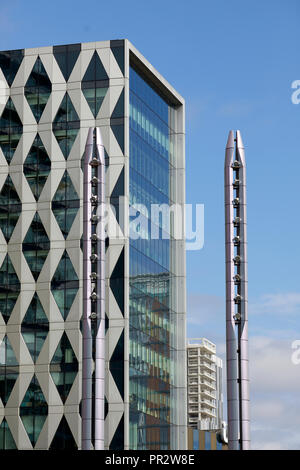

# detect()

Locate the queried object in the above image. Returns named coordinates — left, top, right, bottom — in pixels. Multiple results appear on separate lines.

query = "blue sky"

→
left=1, top=0, right=300, bottom=450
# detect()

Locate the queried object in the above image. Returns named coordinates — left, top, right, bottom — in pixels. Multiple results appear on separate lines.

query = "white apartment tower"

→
left=187, top=338, right=223, bottom=431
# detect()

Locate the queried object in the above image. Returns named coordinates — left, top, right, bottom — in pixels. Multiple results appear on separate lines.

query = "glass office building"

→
left=0, top=40, right=186, bottom=449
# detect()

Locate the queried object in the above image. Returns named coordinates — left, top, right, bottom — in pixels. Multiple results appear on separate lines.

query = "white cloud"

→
left=187, top=293, right=223, bottom=326
left=253, top=440, right=283, bottom=450
left=250, top=292, right=300, bottom=316
left=250, top=336, right=300, bottom=449
left=252, top=400, right=285, bottom=420
left=250, top=336, right=300, bottom=392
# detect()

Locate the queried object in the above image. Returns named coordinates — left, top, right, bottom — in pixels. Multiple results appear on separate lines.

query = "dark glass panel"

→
left=83, top=50, right=108, bottom=82
left=109, top=414, right=124, bottom=450
left=50, top=332, right=78, bottom=403
left=0, top=371, right=18, bottom=406
left=20, top=375, right=48, bottom=446
left=0, top=174, right=21, bottom=242
left=110, top=248, right=124, bottom=315
left=0, top=335, right=18, bottom=406
left=0, top=335, right=18, bottom=367
left=110, top=121, right=124, bottom=154
left=51, top=250, right=79, bottom=320
left=109, top=331, right=124, bottom=400
left=0, top=49, right=24, bottom=86
left=21, top=293, right=49, bottom=363
left=110, top=167, right=124, bottom=225
left=23, top=134, right=51, bottom=200
left=81, top=51, right=109, bottom=117
left=82, top=85, right=108, bottom=117
left=0, top=418, right=17, bottom=449
left=0, top=255, right=20, bottom=324
left=24, top=57, right=52, bottom=122
left=53, top=44, right=81, bottom=82
left=22, top=213, right=50, bottom=281
left=52, top=171, right=80, bottom=239
left=110, top=41, right=124, bottom=75
left=49, top=415, right=77, bottom=449
left=0, top=97, right=23, bottom=163
left=111, top=89, right=124, bottom=119
left=52, top=93, right=80, bottom=159
left=105, top=396, right=108, bottom=419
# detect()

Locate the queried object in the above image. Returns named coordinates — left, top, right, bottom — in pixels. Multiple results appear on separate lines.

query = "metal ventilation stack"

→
left=224, top=130, right=250, bottom=450
left=82, top=128, right=106, bottom=450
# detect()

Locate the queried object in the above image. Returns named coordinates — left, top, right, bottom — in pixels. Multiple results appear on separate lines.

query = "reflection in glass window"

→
left=50, top=332, right=78, bottom=403
left=25, top=57, right=52, bottom=122
left=129, top=66, right=176, bottom=450
left=0, top=97, right=23, bottom=163
left=20, top=375, right=48, bottom=446
left=0, top=49, right=24, bottom=87
left=51, top=250, right=79, bottom=320
left=81, top=51, right=109, bottom=117
left=0, top=335, right=18, bottom=406
left=0, top=254, right=20, bottom=324
left=0, top=418, right=17, bottom=449
left=21, top=293, right=49, bottom=363
left=52, top=170, right=80, bottom=239
left=0, top=175, right=22, bottom=242
left=52, top=93, right=80, bottom=159
left=22, top=213, right=50, bottom=281
left=23, top=134, right=51, bottom=200
left=53, top=44, right=81, bottom=82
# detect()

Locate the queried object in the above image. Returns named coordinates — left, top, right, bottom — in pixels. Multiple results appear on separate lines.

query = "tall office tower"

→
left=0, top=40, right=186, bottom=450
left=224, top=130, right=250, bottom=450
left=187, top=339, right=223, bottom=431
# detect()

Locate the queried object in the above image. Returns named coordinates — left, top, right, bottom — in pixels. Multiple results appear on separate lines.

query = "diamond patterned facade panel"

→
left=51, top=250, right=79, bottom=320
left=0, top=335, right=18, bottom=406
left=23, top=134, right=51, bottom=201
left=0, top=49, right=24, bottom=86
left=81, top=50, right=109, bottom=117
left=52, top=170, right=80, bottom=239
left=25, top=57, right=52, bottom=122
left=20, top=375, right=48, bottom=447
left=0, top=40, right=186, bottom=450
left=0, top=97, right=23, bottom=163
left=53, top=44, right=81, bottom=82
left=49, top=415, right=77, bottom=449
left=22, top=213, right=50, bottom=281
left=50, top=332, right=78, bottom=403
left=0, top=418, right=17, bottom=449
left=0, top=255, right=20, bottom=324
left=52, top=93, right=80, bottom=159
left=0, top=175, right=22, bottom=242
left=0, top=41, right=129, bottom=450
left=110, top=40, right=125, bottom=76
left=110, top=248, right=124, bottom=315
left=21, top=293, right=49, bottom=363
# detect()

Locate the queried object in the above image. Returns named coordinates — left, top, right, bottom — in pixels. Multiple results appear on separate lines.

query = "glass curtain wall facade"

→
left=129, top=66, right=178, bottom=449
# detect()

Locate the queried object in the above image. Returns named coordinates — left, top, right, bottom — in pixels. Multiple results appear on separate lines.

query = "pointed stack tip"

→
left=226, top=130, right=234, bottom=149
left=95, top=127, right=104, bottom=147
left=236, top=130, right=244, bottom=149
left=86, top=127, right=94, bottom=145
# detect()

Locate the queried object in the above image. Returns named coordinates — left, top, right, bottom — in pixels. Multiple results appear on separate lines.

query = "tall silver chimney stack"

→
left=225, top=130, right=250, bottom=450
left=82, top=127, right=106, bottom=450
